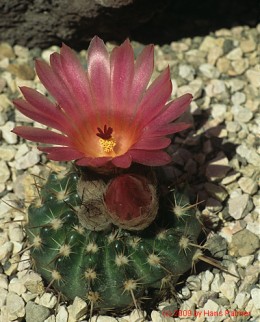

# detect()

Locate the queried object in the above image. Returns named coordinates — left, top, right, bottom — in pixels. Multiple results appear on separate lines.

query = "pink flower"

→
left=12, top=36, right=192, bottom=169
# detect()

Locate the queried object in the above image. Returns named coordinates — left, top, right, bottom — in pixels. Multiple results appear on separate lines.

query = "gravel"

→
left=0, top=23, right=259, bottom=321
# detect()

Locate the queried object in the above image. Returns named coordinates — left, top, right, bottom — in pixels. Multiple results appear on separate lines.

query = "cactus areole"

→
left=13, top=36, right=202, bottom=311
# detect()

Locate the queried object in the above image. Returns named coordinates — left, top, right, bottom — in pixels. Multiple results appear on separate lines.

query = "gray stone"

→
left=228, top=194, right=252, bottom=219
left=178, top=64, right=195, bottom=81
left=251, top=288, right=260, bottom=309
left=15, top=149, right=41, bottom=170
left=0, top=160, right=10, bottom=184
left=234, top=106, right=253, bottom=123
left=6, top=292, right=25, bottom=319
left=206, top=234, right=227, bottom=258
left=236, top=144, right=260, bottom=166
left=211, top=104, right=227, bottom=120
left=246, top=69, right=260, bottom=88
left=204, top=182, right=228, bottom=201
left=67, top=296, right=88, bottom=320
left=238, top=177, right=258, bottom=195
left=226, top=47, right=243, bottom=60
left=0, top=121, right=18, bottom=144
left=25, top=301, right=51, bottom=322
left=231, top=91, right=246, bottom=105
left=186, top=276, right=201, bottom=291
left=219, top=281, right=237, bottom=302
left=206, top=152, right=230, bottom=181
left=199, top=63, right=220, bottom=79
left=205, top=198, right=223, bottom=213
left=226, top=121, right=241, bottom=133
left=56, top=305, right=68, bottom=322
left=229, top=229, right=260, bottom=257
left=234, top=292, right=251, bottom=309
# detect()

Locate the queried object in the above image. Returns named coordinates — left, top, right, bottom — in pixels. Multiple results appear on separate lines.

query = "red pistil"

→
left=96, top=125, right=113, bottom=140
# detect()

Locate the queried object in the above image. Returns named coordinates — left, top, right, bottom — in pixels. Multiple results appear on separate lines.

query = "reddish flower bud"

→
left=104, top=174, right=158, bottom=230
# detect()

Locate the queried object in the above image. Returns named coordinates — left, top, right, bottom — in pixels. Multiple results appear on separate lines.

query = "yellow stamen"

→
left=99, top=137, right=116, bottom=153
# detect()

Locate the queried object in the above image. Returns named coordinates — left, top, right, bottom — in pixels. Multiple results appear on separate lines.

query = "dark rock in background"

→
left=0, top=0, right=170, bottom=49
left=0, top=0, right=259, bottom=49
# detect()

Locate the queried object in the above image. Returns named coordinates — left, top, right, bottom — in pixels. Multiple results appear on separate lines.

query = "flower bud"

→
left=104, top=174, right=158, bottom=230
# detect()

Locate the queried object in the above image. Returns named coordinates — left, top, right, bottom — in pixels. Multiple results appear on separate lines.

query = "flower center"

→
left=96, top=125, right=116, bottom=153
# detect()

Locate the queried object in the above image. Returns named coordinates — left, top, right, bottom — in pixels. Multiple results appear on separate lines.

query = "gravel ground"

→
left=0, top=24, right=259, bottom=322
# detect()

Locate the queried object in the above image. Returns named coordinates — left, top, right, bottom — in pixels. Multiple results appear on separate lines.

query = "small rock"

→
left=0, top=241, right=13, bottom=262
left=240, top=37, right=256, bottom=53
left=7, top=63, right=35, bottom=80
left=231, top=91, right=246, bottom=105
left=0, top=160, right=10, bottom=184
left=6, top=292, right=25, bottom=319
left=0, top=43, right=15, bottom=59
left=234, top=292, right=251, bottom=309
left=15, top=149, right=41, bottom=170
left=211, top=104, right=227, bottom=121
left=8, top=278, right=26, bottom=295
left=246, top=68, right=260, bottom=88
left=178, top=64, right=195, bottom=81
left=251, top=288, right=260, bottom=309
left=201, top=271, right=214, bottom=291
left=0, top=145, right=16, bottom=161
left=237, top=255, right=254, bottom=268
left=206, top=152, right=230, bottom=181
left=199, top=63, right=220, bottom=78
left=44, top=315, right=56, bottom=322
left=230, top=58, right=249, bottom=75
left=0, top=287, right=8, bottom=307
left=25, top=301, right=51, bottom=322
left=204, top=182, right=228, bottom=201
left=205, top=79, right=227, bottom=98
left=237, top=144, right=260, bottom=166
left=225, top=78, right=245, bottom=92
left=90, top=317, right=118, bottom=322
left=226, top=47, right=243, bottom=60
left=221, top=171, right=240, bottom=185
left=206, top=234, right=227, bottom=258
left=233, top=106, right=253, bottom=123
left=0, top=274, right=8, bottom=289
left=186, top=276, right=201, bottom=291
left=14, top=45, right=30, bottom=59
left=36, top=293, right=57, bottom=309
left=211, top=273, right=225, bottom=292
left=56, top=306, right=68, bottom=322
left=238, top=177, right=258, bottom=195
left=205, top=198, right=223, bottom=213
left=228, top=194, right=252, bottom=219
left=219, top=280, right=237, bottom=302
left=229, top=229, right=260, bottom=256
left=202, top=300, right=225, bottom=322
left=226, top=121, right=241, bottom=133
left=8, top=222, right=24, bottom=243
left=1, top=121, right=18, bottom=144
left=67, top=296, right=87, bottom=320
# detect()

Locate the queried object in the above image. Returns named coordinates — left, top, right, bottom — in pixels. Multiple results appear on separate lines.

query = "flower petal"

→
left=134, top=67, right=172, bottom=126
left=38, top=146, right=85, bottom=161
left=130, top=149, right=172, bottom=166
left=130, top=44, right=154, bottom=108
left=112, top=153, right=132, bottom=168
left=145, top=122, right=191, bottom=137
left=110, top=39, right=135, bottom=119
left=147, top=94, right=193, bottom=130
left=131, top=137, right=171, bottom=150
left=35, top=59, right=77, bottom=117
left=76, top=156, right=112, bottom=167
left=87, top=36, right=110, bottom=125
left=12, top=126, right=71, bottom=145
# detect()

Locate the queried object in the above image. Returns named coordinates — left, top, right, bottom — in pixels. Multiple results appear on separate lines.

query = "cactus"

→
left=12, top=36, right=202, bottom=312
left=26, top=167, right=202, bottom=310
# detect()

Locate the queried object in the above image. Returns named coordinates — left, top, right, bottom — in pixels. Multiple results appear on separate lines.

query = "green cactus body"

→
left=26, top=170, right=201, bottom=310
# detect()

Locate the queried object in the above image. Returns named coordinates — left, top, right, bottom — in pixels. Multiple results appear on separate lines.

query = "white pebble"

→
left=251, top=288, right=260, bottom=309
